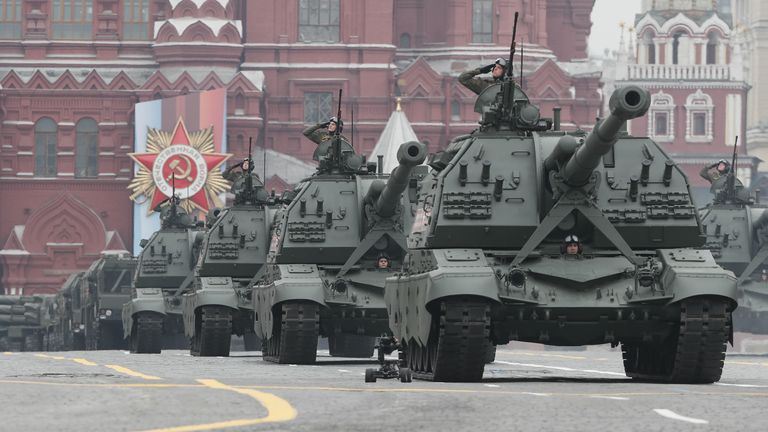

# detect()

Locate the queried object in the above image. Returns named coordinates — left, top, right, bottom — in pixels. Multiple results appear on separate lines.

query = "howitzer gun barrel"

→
left=374, top=141, right=427, bottom=218
left=562, top=86, right=651, bottom=186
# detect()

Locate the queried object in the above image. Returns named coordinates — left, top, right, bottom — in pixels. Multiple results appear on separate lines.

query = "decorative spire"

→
left=396, top=97, right=402, bottom=112
left=619, top=21, right=626, bottom=52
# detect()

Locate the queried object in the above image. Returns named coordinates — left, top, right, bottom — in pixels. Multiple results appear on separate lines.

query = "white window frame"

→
left=685, top=89, right=714, bottom=143
left=648, top=90, right=675, bottom=142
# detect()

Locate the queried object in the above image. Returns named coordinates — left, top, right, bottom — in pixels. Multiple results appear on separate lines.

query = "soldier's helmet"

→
left=329, top=116, right=344, bottom=133
left=715, top=159, right=731, bottom=174
left=494, top=58, right=508, bottom=70
left=561, top=234, right=583, bottom=254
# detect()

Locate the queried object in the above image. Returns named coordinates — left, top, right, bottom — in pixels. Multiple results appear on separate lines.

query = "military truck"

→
left=252, top=125, right=427, bottom=364
left=0, top=294, right=58, bottom=351
left=123, top=196, right=204, bottom=353
left=385, top=74, right=737, bottom=382
left=49, top=271, right=86, bottom=351
left=182, top=160, right=275, bottom=356
left=82, top=254, right=136, bottom=350
left=699, top=166, right=768, bottom=334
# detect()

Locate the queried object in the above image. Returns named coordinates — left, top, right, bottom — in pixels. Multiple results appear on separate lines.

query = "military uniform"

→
left=699, top=163, right=726, bottom=184
left=302, top=123, right=353, bottom=161
left=458, top=68, right=503, bottom=95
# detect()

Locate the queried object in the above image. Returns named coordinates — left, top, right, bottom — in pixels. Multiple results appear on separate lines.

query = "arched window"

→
left=75, top=118, right=99, bottom=178
left=672, top=31, right=683, bottom=65
left=235, top=93, right=245, bottom=115
left=451, top=100, right=461, bottom=121
left=706, top=32, right=719, bottom=65
left=648, top=91, right=675, bottom=142
left=685, top=89, right=714, bottom=142
left=643, top=31, right=656, bottom=64
left=52, top=0, right=93, bottom=40
left=35, top=118, right=58, bottom=177
left=399, top=33, right=411, bottom=48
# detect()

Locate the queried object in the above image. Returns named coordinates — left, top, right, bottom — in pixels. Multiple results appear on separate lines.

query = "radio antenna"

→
left=520, top=38, right=524, bottom=90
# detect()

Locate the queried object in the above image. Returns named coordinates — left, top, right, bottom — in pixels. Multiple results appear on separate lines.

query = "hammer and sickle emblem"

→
left=166, top=155, right=194, bottom=182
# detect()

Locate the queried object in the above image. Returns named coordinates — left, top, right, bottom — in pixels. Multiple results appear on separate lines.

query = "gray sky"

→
left=588, top=0, right=643, bottom=58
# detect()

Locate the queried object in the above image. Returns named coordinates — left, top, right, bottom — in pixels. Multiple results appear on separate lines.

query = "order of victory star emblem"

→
left=128, top=118, right=232, bottom=214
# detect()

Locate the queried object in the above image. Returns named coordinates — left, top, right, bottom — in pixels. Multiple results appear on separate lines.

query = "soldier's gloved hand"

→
left=320, top=122, right=331, bottom=128
left=478, top=63, right=495, bottom=74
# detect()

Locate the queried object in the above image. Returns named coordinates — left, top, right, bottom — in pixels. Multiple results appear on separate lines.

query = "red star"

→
left=130, top=118, right=229, bottom=212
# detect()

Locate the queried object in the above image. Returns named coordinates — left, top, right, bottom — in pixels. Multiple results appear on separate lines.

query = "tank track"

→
left=328, top=333, right=376, bottom=358
left=622, top=296, right=730, bottom=383
left=263, top=302, right=319, bottom=364
left=485, top=343, right=497, bottom=364
left=407, top=297, right=490, bottom=382
left=191, top=306, right=232, bottom=357
left=130, top=313, right=163, bottom=354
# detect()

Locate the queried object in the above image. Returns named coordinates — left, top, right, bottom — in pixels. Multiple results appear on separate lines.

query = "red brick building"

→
left=0, top=0, right=600, bottom=295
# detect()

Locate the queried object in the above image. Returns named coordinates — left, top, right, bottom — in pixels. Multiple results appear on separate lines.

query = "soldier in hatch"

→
left=700, top=159, right=731, bottom=184
left=458, top=58, right=509, bottom=95
left=223, top=158, right=268, bottom=203
left=302, top=116, right=353, bottom=161
left=561, top=234, right=583, bottom=257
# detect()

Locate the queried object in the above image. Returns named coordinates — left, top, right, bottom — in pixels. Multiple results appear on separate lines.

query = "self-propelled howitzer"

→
left=182, top=171, right=275, bottom=356
left=385, top=84, right=737, bottom=383
left=253, top=141, right=427, bottom=364
left=122, top=198, right=203, bottom=353
left=700, top=187, right=768, bottom=334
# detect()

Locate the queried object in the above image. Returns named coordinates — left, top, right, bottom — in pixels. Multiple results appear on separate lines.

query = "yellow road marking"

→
left=33, top=353, right=66, bottom=360
left=73, top=358, right=98, bottom=366
left=726, top=360, right=768, bottom=367
left=104, top=365, right=162, bottom=381
left=138, top=379, right=297, bottom=432
left=3, top=352, right=13, bottom=355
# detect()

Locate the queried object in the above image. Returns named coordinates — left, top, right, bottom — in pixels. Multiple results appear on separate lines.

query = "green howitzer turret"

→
left=557, top=86, right=651, bottom=186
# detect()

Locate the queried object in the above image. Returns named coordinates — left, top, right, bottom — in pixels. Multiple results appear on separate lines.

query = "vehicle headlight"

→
left=105, top=309, right=113, bottom=317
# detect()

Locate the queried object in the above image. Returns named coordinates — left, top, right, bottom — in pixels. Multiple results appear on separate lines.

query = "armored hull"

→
left=182, top=205, right=274, bottom=356
left=385, top=85, right=737, bottom=382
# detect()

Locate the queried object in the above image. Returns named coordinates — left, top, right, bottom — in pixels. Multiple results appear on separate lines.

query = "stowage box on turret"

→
left=252, top=136, right=427, bottom=364
left=385, top=78, right=737, bottom=382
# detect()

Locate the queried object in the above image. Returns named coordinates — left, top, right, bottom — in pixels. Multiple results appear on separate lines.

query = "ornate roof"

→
left=368, top=99, right=420, bottom=174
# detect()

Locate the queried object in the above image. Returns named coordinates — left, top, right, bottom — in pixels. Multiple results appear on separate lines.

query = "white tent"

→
left=368, top=99, right=421, bottom=174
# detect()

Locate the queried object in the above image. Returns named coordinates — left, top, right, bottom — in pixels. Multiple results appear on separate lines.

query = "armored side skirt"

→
left=253, top=264, right=389, bottom=340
